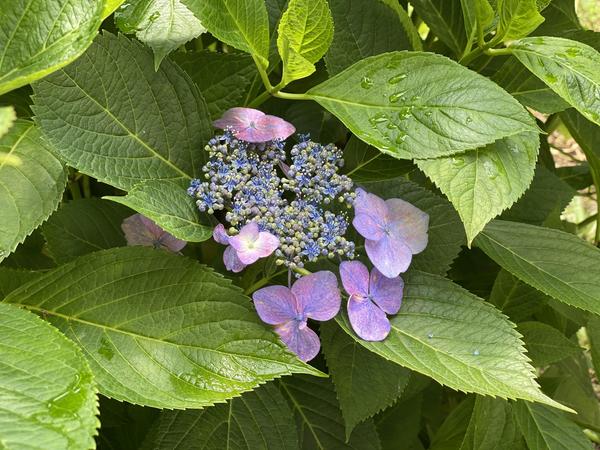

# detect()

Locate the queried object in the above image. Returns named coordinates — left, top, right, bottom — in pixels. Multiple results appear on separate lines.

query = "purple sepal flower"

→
left=340, top=261, right=403, bottom=341
left=228, top=222, right=279, bottom=265
left=252, top=271, right=341, bottom=361
left=121, top=214, right=187, bottom=252
left=353, top=188, right=428, bottom=278
left=213, top=107, right=295, bottom=143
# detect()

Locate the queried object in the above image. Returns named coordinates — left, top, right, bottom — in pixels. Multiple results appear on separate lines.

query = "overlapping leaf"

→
left=0, top=105, right=16, bottom=139
left=497, top=0, right=545, bottom=41
left=105, top=180, right=212, bottom=242
left=0, top=121, right=67, bottom=263
left=417, top=131, right=539, bottom=245
left=489, top=270, right=549, bottom=323
left=410, top=0, right=467, bottom=56
left=308, top=52, right=538, bottom=159
left=32, top=32, right=211, bottom=191
left=0, top=302, right=98, bottom=450
left=336, top=271, right=567, bottom=410
left=0, top=0, right=103, bottom=95
left=517, top=322, right=580, bottom=367
left=5, top=247, right=320, bottom=409
left=475, top=220, right=600, bottom=316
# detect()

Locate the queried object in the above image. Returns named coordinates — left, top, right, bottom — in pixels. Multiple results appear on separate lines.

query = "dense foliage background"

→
left=2, top=0, right=600, bottom=448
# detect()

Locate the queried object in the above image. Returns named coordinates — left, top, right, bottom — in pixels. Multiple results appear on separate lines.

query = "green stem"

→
left=484, top=47, right=512, bottom=56
left=459, top=47, right=484, bottom=65
left=82, top=175, right=91, bottom=198
left=273, top=91, right=310, bottom=101
left=248, top=90, right=272, bottom=108
left=69, top=180, right=82, bottom=200
left=252, top=54, right=275, bottom=92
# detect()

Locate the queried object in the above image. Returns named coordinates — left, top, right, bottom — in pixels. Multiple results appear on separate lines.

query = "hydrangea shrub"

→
left=1, top=0, right=600, bottom=448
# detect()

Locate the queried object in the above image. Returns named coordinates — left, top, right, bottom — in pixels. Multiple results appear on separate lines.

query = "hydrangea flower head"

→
left=353, top=188, right=428, bottom=278
left=121, top=214, right=186, bottom=252
left=213, top=107, right=295, bottom=143
left=340, top=261, right=403, bottom=341
left=253, top=271, right=341, bottom=361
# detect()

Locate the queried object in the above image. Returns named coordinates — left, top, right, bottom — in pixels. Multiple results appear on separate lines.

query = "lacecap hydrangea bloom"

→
left=187, top=107, right=429, bottom=360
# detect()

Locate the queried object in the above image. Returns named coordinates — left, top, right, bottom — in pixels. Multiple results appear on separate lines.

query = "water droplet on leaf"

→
left=483, top=159, right=498, bottom=179
left=473, top=349, right=480, bottom=356
left=389, top=90, right=407, bottom=103
left=452, top=156, right=464, bottom=167
left=388, top=73, right=407, bottom=84
left=427, top=332, right=434, bottom=339
left=544, top=73, right=558, bottom=84
left=369, top=113, right=388, bottom=125
left=566, top=47, right=580, bottom=58
left=361, top=76, right=374, bottom=89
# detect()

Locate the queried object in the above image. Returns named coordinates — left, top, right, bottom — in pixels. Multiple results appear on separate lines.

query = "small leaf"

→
left=417, top=131, right=539, bottom=245
left=105, top=180, right=212, bottom=243
left=277, top=0, right=334, bottom=84
left=5, top=247, right=321, bottom=409
left=475, top=220, right=600, bottom=316
left=489, top=270, right=549, bottom=323
left=410, top=0, right=467, bottom=56
left=103, top=0, right=125, bottom=19
left=279, top=375, right=382, bottom=450
left=497, top=0, right=545, bottom=41
left=42, top=198, right=131, bottom=264
left=336, top=271, right=568, bottom=411
left=182, top=0, right=270, bottom=69
left=460, top=0, right=494, bottom=46
left=517, top=322, right=581, bottom=367
left=0, top=0, right=103, bottom=95
left=325, top=0, right=419, bottom=76
left=513, top=400, right=593, bottom=450
left=509, top=37, right=600, bottom=126
left=0, top=121, right=67, bottom=262
left=141, top=383, right=298, bottom=449
left=307, top=52, right=538, bottom=159
left=0, top=105, right=16, bottom=138
left=321, top=321, right=410, bottom=439
left=0, top=302, right=98, bottom=449
left=32, top=32, right=212, bottom=190
left=115, top=0, right=207, bottom=69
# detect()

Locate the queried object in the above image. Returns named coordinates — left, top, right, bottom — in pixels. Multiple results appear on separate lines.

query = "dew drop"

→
left=388, top=73, right=407, bottom=84
left=483, top=159, right=498, bottom=179
left=395, top=131, right=407, bottom=144
left=389, top=90, right=407, bottom=103
left=361, top=76, right=374, bottom=89
left=473, top=349, right=480, bottom=356
left=544, top=73, right=558, bottom=84
left=149, top=10, right=161, bottom=21
left=369, top=113, right=388, bottom=125
left=466, top=116, right=473, bottom=124
left=566, top=47, right=580, bottom=58
left=451, top=156, right=464, bottom=167
left=386, top=121, right=398, bottom=130
left=427, top=332, right=434, bottom=339
left=410, top=95, right=421, bottom=103
left=397, top=107, right=412, bottom=120
left=424, top=110, right=433, bottom=117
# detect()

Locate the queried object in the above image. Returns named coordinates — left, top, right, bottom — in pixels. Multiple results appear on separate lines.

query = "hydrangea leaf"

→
left=410, top=0, right=467, bottom=57
left=475, top=220, right=600, bottom=316
left=104, top=180, right=213, bottom=243
left=0, top=268, right=40, bottom=299
left=0, top=0, right=103, bottom=96
left=0, top=302, right=98, bottom=450
left=174, top=51, right=256, bottom=120
left=277, top=0, right=334, bottom=84
left=509, top=37, right=600, bottom=126
left=42, top=199, right=131, bottom=264
left=4, top=247, right=321, bottom=409
left=517, top=322, right=581, bottom=367
left=32, top=32, right=211, bottom=191
left=325, top=0, right=419, bottom=76
left=513, top=401, right=593, bottom=450
left=489, top=270, right=549, bottom=323
left=279, top=375, right=382, bottom=450
left=115, top=0, right=206, bottom=69
left=460, top=0, right=494, bottom=47
left=497, top=0, right=545, bottom=42
left=0, top=121, right=67, bottom=263
left=181, top=0, right=270, bottom=69
left=103, top=0, right=125, bottom=19
left=141, top=383, right=298, bottom=449
left=0, top=105, right=16, bottom=139
left=307, top=52, right=538, bottom=159
left=361, top=178, right=465, bottom=276
left=321, top=321, right=410, bottom=440
left=417, top=131, right=539, bottom=245
left=336, top=271, right=569, bottom=411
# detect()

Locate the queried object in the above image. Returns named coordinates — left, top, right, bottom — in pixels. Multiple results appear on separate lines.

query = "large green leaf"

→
left=321, top=321, right=410, bottom=439
left=497, top=0, right=545, bottom=41
left=32, top=32, right=211, bottom=191
left=343, top=136, right=415, bottom=182
left=0, top=121, right=67, bottom=263
left=105, top=180, right=212, bottom=243
left=174, top=51, right=257, bottom=119
left=141, top=383, right=298, bottom=449
left=410, top=0, right=466, bottom=56
left=362, top=178, right=465, bottom=275
left=325, top=0, right=419, bottom=76
left=489, top=270, right=549, bottom=323
left=0, top=268, right=40, bottom=299
left=336, top=271, right=567, bottom=410
left=509, top=37, right=600, bottom=126
left=517, top=322, right=581, bottom=367
left=279, top=376, right=382, bottom=450
left=417, top=132, right=539, bottom=245
left=0, top=105, right=16, bottom=139
left=4, top=247, right=320, bottom=409
left=475, top=220, right=600, bottom=316
left=0, top=0, right=103, bottom=96
left=277, top=0, right=333, bottom=84
left=513, top=401, right=592, bottom=450
left=0, top=302, right=98, bottom=449
left=307, top=52, right=537, bottom=159
left=182, top=0, right=270, bottom=69
left=115, top=0, right=206, bottom=69
left=42, top=198, right=131, bottom=264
